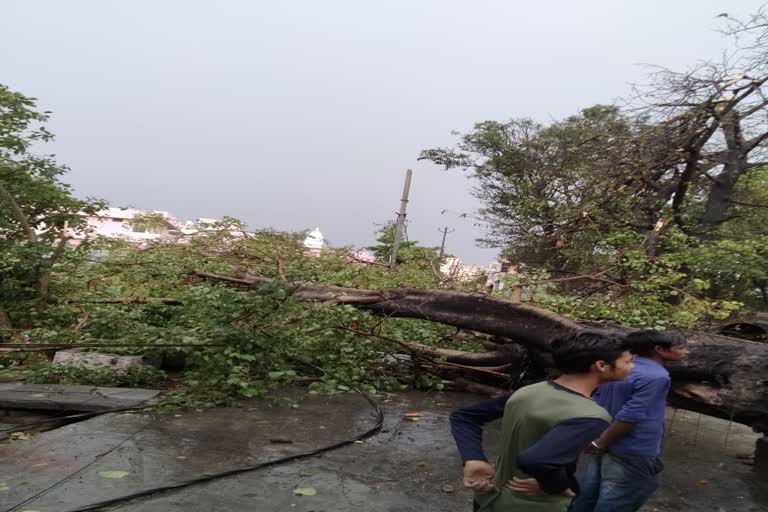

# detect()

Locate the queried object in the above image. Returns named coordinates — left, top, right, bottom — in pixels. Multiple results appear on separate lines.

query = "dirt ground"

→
left=1, top=390, right=766, bottom=512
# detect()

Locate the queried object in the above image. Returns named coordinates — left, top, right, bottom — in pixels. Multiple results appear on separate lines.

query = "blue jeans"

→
left=569, top=452, right=663, bottom=512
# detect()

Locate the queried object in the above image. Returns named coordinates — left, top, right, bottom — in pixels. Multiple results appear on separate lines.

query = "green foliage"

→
left=492, top=226, right=748, bottom=328
left=421, top=102, right=768, bottom=321
left=364, top=222, right=442, bottom=286
left=420, top=107, right=643, bottom=270
left=28, top=363, right=166, bottom=387
left=0, top=83, right=105, bottom=329
left=366, top=222, right=432, bottom=263
left=4, top=226, right=457, bottom=405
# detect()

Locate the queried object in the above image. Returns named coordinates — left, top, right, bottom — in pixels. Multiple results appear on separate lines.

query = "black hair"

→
left=550, top=331, right=627, bottom=374
left=624, top=329, right=687, bottom=357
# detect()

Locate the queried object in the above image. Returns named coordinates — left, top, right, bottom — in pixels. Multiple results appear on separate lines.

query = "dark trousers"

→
left=568, top=452, right=663, bottom=512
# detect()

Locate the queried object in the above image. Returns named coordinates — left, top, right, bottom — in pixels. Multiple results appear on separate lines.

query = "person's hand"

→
left=585, top=438, right=606, bottom=455
left=463, top=460, right=495, bottom=492
left=505, top=477, right=544, bottom=496
left=506, top=478, right=575, bottom=497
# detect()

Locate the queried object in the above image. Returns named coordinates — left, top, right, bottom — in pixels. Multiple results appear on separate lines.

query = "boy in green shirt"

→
left=450, top=331, right=633, bottom=511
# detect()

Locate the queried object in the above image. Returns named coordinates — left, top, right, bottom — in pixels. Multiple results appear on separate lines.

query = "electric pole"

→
left=389, top=169, right=413, bottom=269
left=438, top=226, right=454, bottom=261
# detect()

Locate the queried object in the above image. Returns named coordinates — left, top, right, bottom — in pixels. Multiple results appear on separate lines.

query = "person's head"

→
left=624, top=329, right=689, bottom=362
left=551, top=331, right=633, bottom=383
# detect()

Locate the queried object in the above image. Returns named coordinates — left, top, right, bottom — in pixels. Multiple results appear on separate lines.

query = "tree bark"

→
left=196, top=271, right=768, bottom=433
left=35, top=236, right=70, bottom=316
left=700, top=112, right=749, bottom=227
left=661, top=330, right=768, bottom=431
left=400, top=341, right=518, bottom=366
left=0, top=180, right=39, bottom=243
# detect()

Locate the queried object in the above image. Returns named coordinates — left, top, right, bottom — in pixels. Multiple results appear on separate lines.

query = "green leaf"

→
left=98, top=470, right=130, bottom=479
left=293, top=487, right=317, bottom=496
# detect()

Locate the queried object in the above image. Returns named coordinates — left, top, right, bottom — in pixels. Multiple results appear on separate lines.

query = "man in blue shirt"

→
left=568, top=329, right=688, bottom=512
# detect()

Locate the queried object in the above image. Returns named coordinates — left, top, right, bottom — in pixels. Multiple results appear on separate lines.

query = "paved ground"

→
left=0, top=383, right=160, bottom=412
left=644, top=407, right=767, bottom=512
left=0, top=391, right=766, bottom=512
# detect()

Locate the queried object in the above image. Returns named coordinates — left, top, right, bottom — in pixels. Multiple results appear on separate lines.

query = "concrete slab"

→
left=53, top=349, right=161, bottom=370
left=0, top=392, right=765, bottom=512
left=0, top=383, right=160, bottom=412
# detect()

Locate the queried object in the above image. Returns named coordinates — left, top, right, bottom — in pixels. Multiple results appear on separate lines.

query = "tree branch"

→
left=743, top=131, right=768, bottom=154
left=35, top=235, right=70, bottom=316
left=728, top=199, right=768, bottom=209
left=0, top=180, right=38, bottom=243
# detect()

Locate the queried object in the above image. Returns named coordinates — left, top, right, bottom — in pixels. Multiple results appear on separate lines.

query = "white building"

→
left=303, top=227, right=325, bottom=256
left=440, top=256, right=487, bottom=282
left=63, top=209, right=249, bottom=247
left=179, top=218, right=247, bottom=238
left=486, top=260, right=517, bottom=291
left=66, top=208, right=180, bottom=246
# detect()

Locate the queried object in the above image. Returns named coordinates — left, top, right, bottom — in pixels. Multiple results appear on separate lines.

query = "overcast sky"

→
left=2, top=1, right=763, bottom=263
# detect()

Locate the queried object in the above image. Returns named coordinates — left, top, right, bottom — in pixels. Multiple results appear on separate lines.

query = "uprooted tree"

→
left=194, top=271, right=768, bottom=434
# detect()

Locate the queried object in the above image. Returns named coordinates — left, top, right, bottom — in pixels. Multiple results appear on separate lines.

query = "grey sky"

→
left=2, top=1, right=762, bottom=263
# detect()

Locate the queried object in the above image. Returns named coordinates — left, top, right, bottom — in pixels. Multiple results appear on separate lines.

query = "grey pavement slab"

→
left=0, top=383, right=160, bottom=412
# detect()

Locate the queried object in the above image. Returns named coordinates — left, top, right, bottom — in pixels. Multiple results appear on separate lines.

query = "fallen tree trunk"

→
left=401, top=341, right=520, bottom=367
left=195, top=271, right=768, bottom=433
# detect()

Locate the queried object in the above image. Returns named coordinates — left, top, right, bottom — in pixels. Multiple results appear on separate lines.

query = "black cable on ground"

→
left=6, top=414, right=156, bottom=512
left=3, top=354, right=384, bottom=512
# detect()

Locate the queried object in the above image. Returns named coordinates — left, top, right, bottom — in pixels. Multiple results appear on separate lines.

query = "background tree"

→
left=420, top=13, right=768, bottom=319
left=420, top=106, right=645, bottom=272
left=0, top=84, right=104, bottom=330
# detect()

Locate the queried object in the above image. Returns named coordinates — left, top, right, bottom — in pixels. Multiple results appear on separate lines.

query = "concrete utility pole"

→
left=389, top=169, right=413, bottom=269
left=438, top=226, right=454, bottom=261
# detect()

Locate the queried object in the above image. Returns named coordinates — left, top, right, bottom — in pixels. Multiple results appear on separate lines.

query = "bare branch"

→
left=743, top=131, right=768, bottom=154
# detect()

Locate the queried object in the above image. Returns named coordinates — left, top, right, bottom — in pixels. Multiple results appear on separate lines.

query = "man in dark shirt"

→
left=450, top=331, right=633, bottom=512
left=568, top=330, right=688, bottom=512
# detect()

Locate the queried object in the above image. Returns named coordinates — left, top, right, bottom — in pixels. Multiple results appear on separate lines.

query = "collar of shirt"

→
left=547, top=379, right=594, bottom=399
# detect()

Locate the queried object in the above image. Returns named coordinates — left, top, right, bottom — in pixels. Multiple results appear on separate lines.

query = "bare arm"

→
left=588, top=421, right=635, bottom=453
